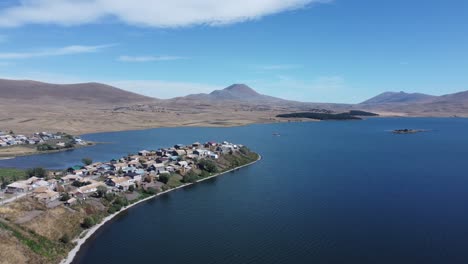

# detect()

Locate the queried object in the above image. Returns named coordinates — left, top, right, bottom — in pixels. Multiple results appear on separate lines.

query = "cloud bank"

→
left=118, top=55, right=186, bottom=62
left=0, top=44, right=113, bottom=59
left=0, top=0, right=330, bottom=28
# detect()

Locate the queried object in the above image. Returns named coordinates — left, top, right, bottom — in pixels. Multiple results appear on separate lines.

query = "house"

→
left=178, top=161, right=189, bottom=167
left=67, top=165, right=83, bottom=173
left=138, top=150, right=150, bottom=156
left=76, top=182, right=105, bottom=196
left=151, top=163, right=166, bottom=174
left=32, top=180, right=50, bottom=189
left=106, top=176, right=131, bottom=187
left=172, top=149, right=186, bottom=156
left=174, top=144, right=185, bottom=149
left=35, top=190, right=59, bottom=203
left=65, top=198, right=77, bottom=206
left=194, top=149, right=210, bottom=157
left=5, top=181, right=31, bottom=193
left=61, top=174, right=83, bottom=183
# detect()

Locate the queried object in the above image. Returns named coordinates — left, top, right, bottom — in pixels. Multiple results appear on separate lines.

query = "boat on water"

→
left=272, top=133, right=281, bottom=136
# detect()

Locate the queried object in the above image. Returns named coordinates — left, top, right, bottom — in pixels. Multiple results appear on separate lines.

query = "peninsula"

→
left=0, top=141, right=260, bottom=264
left=0, top=131, right=93, bottom=158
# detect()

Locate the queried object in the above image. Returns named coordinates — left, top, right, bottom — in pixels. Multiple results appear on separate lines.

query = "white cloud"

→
left=255, top=64, right=302, bottom=70
left=0, top=44, right=114, bottom=59
left=0, top=0, right=331, bottom=28
left=118, top=55, right=186, bottom=62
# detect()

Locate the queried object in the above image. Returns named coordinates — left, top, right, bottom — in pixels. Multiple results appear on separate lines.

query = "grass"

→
left=167, top=174, right=183, bottom=188
left=0, top=220, right=68, bottom=261
left=0, top=168, right=28, bottom=186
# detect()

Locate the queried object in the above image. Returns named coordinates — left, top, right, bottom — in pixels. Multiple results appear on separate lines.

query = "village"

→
left=0, top=130, right=88, bottom=149
left=0, top=140, right=259, bottom=264
left=1, top=140, right=252, bottom=207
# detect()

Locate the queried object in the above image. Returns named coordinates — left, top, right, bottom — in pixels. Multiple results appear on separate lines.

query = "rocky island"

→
left=0, top=141, right=259, bottom=264
left=392, top=129, right=427, bottom=134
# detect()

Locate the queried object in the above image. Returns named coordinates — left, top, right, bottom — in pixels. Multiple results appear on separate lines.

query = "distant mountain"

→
left=359, top=89, right=468, bottom=116
left=0, top=78, right=156, bottom=105
left=175, top=84, right=288, bottom=103
left=360, top=91, right=436, bottom=105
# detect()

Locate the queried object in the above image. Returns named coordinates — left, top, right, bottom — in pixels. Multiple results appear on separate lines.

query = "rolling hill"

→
left=360, top=91, right=436, bottom=105
left=0, top=79, right=156, bottom=105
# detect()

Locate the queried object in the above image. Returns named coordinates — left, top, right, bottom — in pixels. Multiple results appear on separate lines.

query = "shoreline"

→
left=0, top=142, right=99, bottom=159
left=60, top=154, right=262, bottom=264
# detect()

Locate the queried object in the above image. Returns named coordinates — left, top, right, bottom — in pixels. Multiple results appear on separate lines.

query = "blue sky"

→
left=0, top=0, right=467, bottom=103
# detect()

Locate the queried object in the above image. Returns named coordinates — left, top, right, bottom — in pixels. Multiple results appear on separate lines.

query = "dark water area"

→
left=3, top=118, right=468, bottom=263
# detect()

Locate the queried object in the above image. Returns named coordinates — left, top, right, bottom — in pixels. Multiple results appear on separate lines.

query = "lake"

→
left=2, top=118, right=468, bottom=263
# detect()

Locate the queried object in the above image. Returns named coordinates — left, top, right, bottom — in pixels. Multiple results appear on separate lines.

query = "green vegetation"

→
left=182, top=171, right=199, bottom=183
left=0, top=168, right=27, bottom=188
left=349, top=110, right=379, bottom=116
left=277, top=110, right=378, bottom=120
left=26, top=167, right=47, bottom=178
left=60, top=193, right=70, bottom=202
left=72, top=180, right=91, bottom=187
left=167, top=174, right=184, bottom=188
left=158, top=173, right=171, bottom=184
left=0, top=220, right=68, bottom=260
left=82, top=217, right=96, bottom=229
left=36, top=143, right=55, bottom=151
left=197, top=159, right=218, bottom=173
left=81, top=157, right=93, bottom=166
left=277, top=112, right=362, bottom=120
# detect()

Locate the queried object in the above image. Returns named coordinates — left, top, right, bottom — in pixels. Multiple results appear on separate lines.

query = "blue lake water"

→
left=2, top=118, right=468, bottom=263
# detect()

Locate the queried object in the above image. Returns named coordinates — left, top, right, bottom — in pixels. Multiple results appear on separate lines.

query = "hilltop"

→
left=0, top=79, right=156, bottom=105
left=360, top=91, right=436, bottom=105
left=358, top=90, right=468, bottom=116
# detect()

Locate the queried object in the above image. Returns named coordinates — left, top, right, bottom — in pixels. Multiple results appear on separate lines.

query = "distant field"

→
left=0, top=168, right=27, bottom=187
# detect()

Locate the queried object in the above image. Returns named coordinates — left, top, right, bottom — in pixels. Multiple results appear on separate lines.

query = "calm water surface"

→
left=2, top=118, right=468, bottom=263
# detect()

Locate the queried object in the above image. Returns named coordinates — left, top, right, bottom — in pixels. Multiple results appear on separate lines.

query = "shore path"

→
left=60, top=155, right=262, bottom=264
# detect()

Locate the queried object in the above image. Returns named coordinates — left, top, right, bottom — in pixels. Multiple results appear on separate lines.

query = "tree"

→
left=197, top=160, right=218, bottom=173
left=145, top=187, right=158, bottom=195
left=96, top=185, right=108, bottom=198
left=60, top=193, right=70, bottom=201
left=82, top=157, right=93, bottom=166
left=182, top=171, right=199, bottom=183
left=128, top=185, right=135, bottom=192
left=26, top=167, right=47, bottom=178
left=159, top=173, right=171, bottom=184
left=59, top=234, right=70, bottom=244
left=82, top=217, right=95, bottom=229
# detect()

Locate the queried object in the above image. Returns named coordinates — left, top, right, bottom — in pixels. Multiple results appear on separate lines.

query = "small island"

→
left=392, top=129, right=427, bottom=134
left=0, top=141, right=259, bottom=264
left=276, top=110, right=379, bottom=121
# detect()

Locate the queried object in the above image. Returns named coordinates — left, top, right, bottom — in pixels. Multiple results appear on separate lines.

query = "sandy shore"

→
left=60, top=154, right=262, bottom=264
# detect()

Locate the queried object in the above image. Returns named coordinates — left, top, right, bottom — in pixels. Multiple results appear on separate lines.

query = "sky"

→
left=0, top=0, right=467, bottom=103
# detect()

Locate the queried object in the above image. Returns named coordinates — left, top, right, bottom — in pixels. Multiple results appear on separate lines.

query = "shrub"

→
left=82, top=217, right=95, bottom=229
left=59, top=234, right=70, bottom=244
left=159, top=173, right=171, bottom=184
left=82, top=157, right=93, bottom=166
left=182, top=171, right=199, bottom=183
left=60, top=193, right=70, bottom=202
left=145, top=187, right=158, bottom=195
left=197, top=159, right=218, bottom=173
left=26, top=167, right=47, bottom=178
